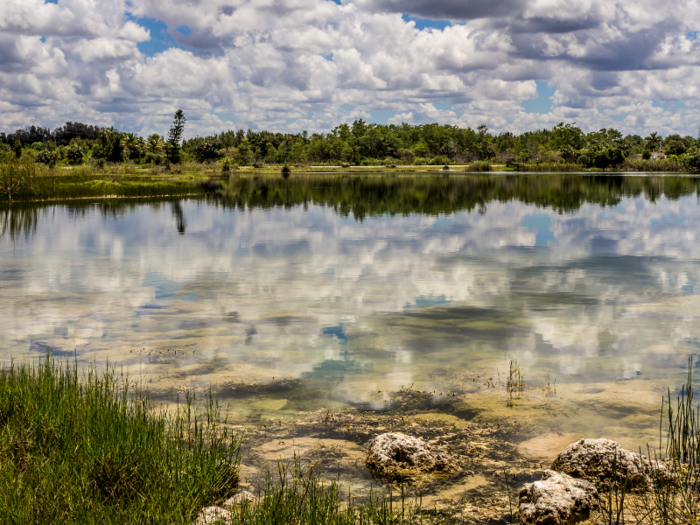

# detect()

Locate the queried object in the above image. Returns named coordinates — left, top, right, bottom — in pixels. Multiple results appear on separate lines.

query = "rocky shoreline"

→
left=195, top=405, right=672, bottom=524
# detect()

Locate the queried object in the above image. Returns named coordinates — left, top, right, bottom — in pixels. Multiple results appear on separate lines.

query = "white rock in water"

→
left=551, top=438, right=670, bottom=490
left=365, top=432, right=457, bottom=479
left=519, top=469, right=599, bottom=525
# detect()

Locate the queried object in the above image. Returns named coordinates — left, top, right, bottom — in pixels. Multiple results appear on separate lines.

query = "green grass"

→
left=0, top=357, right=241, bottom=524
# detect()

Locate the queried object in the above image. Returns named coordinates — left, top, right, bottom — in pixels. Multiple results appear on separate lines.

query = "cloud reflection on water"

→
left=0, top=181, right=700, bottom=416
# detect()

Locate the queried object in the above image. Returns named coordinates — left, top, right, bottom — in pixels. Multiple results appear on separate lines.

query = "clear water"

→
left=2, top=173, right=700, bottom=454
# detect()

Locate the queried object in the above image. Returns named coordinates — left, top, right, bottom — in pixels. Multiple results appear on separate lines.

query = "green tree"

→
left=65, top=144, right=85, bottom=164
left=645, top=132, right=661, bottom=152
left=144, top=134, right=166, bottom=165
left=167, top=109, right=186, bottom=163
left=121, top=133, right=143, bottom=161
left=36, top=149, right=59, bottom=167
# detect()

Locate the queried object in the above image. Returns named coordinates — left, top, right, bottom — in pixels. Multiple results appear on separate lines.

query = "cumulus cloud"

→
left=0, top=0, right=699, bottom=137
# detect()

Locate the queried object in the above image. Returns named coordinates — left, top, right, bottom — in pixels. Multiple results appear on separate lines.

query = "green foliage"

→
left=12, top=141, right=22, bottom=159
left=623, top=158, right=686, bottom=172
left=35, top=149, right=59, bottom=167
left=188, top=137, right=221, bottom=163
left=578, top=147, right=625, bottom=169
left=65, top=144, right=85, bottom=165
left=0, top=356, right=241, bottom=524
left=5, top=120, right=700, bottom=170
left=685, top=153, right=700, bottom=169
left=664, top=138, right=688, bottom=156
left=219, top=158, right=237, bottom=172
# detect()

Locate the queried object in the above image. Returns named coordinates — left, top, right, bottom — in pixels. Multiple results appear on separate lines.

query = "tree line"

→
left=2, top=111, right=699, bottom=170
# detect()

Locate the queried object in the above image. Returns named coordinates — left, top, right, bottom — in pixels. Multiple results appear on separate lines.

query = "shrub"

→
left=65, top=144, right=85, bottom=165
left=35, top=149, right=59, bottom=167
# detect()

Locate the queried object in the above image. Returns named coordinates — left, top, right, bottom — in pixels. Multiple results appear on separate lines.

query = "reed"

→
left=506, top=357, right=524, bottom=407
left=229, top=459, right=417, bottom=525
left=514, top=162, right=584, bottom=172
left=0, top=157, right=44, bottom=201
left=609, top=358, right=700, bottom=524
left=623, top=158, right=688, bottom=172
left=465, top=161, right=491, bottom=172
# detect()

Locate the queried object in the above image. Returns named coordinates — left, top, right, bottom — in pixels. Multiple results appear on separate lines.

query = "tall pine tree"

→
left=167, top=109, right=186, bottom=163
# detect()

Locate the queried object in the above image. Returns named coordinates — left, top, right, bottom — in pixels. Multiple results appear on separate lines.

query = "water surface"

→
left=2, top=173, right=700, bottom=454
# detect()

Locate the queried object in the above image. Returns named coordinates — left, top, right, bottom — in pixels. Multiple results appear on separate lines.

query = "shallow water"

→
left=2, top=173, right=700, bottom=460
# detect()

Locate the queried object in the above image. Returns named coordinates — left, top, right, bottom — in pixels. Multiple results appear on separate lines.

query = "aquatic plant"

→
left=228, top=458, right=417, bottom=525
left=538, top=373, right=558, bottom=406
left=506, top=357, right=524, bottom=407
left=596, top=358, right=700, bottom=525
left=599, top=452, right=630, bottom=525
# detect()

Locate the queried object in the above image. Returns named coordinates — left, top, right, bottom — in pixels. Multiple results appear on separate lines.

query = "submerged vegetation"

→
left=2, top=114, right=699, bottom=172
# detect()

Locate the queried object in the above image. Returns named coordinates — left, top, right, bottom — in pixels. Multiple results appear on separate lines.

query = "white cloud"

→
left=0, top=0, right=699, bottom=137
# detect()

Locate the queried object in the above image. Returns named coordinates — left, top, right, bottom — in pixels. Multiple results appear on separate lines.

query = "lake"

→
left=2, top=173, right=700, bottom=459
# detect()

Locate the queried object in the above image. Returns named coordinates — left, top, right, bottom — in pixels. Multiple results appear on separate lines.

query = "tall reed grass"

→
left=0, top=158, right=205, bottom=203
left=0, top=356, right=240, bottom=524
left=514, top=163, right=584, bottom=172
left=228, top=460, right=418, bottom=525
left=601, top=358, right=700, bottom=524
left=0, top=157, right=45, bottom=201
left=464, top=161, right=491, bottom=172
left=623, top=159, right=687, bottom=172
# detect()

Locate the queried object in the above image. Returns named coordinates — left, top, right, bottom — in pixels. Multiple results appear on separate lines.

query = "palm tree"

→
left=121, top=133, right=142, bottom=160
left=144, top=134, right=165, bottom=165
left=645, top=132, right=661, bottom=152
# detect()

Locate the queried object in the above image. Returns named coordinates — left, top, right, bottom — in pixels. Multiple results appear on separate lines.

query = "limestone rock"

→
left=551, top=438, right=670, bottom=490
left=519, top=469, right=599, bottom=525
left=224, top=490, right=258, bottom=506
left=194, top=506, right=231, bottom=525
left=365, top=432, right=458, bottom=479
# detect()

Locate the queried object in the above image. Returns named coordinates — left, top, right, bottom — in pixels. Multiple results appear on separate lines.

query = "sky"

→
left=1, top=0, right=699, bottom=138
